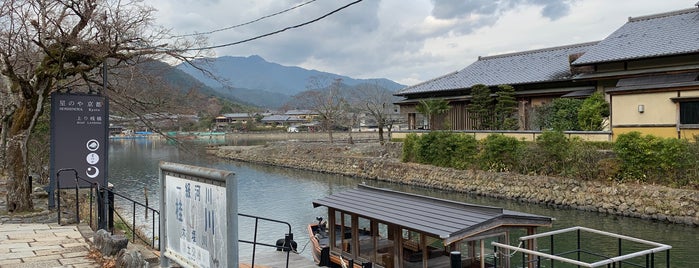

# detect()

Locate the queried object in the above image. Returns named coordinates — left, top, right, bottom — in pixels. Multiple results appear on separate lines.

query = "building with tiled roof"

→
left=397, top=42, right=598, bottom=96
left=394, top=4, right=699, bottom=139
left=572, top=8, right=699, bottom=66
left=395, top=42, right=599, bottom=130
left=571, top=7, right=699, bottom=139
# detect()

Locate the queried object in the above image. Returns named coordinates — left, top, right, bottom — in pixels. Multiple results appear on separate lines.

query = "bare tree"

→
left=294, top=77, right=346, bottom=143
left=350, top=82, right=397, bottom=144
left=0, top=0, right=204, bottom=212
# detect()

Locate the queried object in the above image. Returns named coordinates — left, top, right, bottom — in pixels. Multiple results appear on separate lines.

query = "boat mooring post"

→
left=450, top=251, right=461, bottom=268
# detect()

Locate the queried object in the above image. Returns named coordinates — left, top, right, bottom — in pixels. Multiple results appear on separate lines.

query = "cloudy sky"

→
left=151, top=0, right=696, bottom=86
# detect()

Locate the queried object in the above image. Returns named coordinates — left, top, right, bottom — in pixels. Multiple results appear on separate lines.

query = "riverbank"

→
left=215, top=141, right=698, bottom=226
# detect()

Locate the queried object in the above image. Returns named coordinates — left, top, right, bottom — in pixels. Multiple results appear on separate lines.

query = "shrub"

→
left=535, top=131, right=570, bottom=175
left=415, top=131, right=477, bottom=168
left=613, top=131, right=696, bottom=186
left=565, top=139, right=607, bottom=180
left=478, top=134, right=522, bottom=172
left=401, top=133, right=419, bottom=162
left=613, top=132, right=658, bottom=182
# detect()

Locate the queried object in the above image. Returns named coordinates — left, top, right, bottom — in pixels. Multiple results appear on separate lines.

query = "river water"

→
left=108, top=138, right=697, bottom=267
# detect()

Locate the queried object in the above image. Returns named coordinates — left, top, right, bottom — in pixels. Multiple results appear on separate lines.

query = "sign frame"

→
left=159, top=161, right=238, bottom=268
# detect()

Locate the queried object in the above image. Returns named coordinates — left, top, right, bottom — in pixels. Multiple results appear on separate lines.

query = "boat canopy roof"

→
left=312, top=185, right=553, bottom=245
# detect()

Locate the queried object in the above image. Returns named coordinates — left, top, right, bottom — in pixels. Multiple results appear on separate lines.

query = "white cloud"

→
left=150, top=0, right=695, bottom=86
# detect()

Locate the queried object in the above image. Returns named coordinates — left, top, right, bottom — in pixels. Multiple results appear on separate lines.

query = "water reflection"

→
left=108, top=139, right=697, bottom=267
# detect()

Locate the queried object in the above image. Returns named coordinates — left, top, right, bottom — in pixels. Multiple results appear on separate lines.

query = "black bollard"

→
left=450, top=251, right=462, bottom=268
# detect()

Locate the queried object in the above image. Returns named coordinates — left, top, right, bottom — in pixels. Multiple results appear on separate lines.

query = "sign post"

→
left=159, top=162, right=238, bottom=268
left=49, top=92, right=109, bottom=208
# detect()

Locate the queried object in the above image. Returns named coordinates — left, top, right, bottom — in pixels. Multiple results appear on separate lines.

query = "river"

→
left=108, top=138, right=697, bottom=267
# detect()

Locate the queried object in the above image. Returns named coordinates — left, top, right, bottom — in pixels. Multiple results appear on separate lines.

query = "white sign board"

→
left=160, top=162, right=237, bottom=268
left=165, top=175, right=227, bottom=267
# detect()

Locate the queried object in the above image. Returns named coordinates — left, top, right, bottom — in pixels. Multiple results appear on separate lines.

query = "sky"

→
left=151, top=0, right=697, bottom=86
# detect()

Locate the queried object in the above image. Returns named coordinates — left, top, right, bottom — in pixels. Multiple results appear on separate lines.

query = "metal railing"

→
left=238, top=213, right=293, bottom=268
left=56, top=169, right=161, bottom=249
left=108, top=189, right=160, bottom=248
left=57, top=170, right=296, bottom=267
left=492, top=226, right=672, bottom=268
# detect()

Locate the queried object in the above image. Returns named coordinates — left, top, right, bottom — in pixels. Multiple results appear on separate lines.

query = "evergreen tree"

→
left=578, top=92, right=610, bottom=131
left=467, top=84, right=493, bottom=130
left=494, top=84, right=519, bottom=130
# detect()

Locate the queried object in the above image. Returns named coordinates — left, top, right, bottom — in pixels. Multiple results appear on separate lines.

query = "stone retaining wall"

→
left=215, top=142, right=698, bottom=226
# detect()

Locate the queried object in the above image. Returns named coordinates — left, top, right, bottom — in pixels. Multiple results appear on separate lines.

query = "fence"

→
left=56, top=169, right=296, bottom=267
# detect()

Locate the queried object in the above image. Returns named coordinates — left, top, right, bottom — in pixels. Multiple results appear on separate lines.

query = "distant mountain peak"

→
left=246, top=55, right=266, bottom=62
left=176, top=55, right=406, bottom=108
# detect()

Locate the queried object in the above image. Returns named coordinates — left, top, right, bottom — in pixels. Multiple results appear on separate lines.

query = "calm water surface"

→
left=108, top=139, right=697, bottom=267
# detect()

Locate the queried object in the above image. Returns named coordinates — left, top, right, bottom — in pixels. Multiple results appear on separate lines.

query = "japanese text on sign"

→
left=165, top=175, right=227, bottom=268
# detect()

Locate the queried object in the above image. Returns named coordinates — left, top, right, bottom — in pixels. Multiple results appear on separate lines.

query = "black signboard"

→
left=50, top=92, right=109, bottom=189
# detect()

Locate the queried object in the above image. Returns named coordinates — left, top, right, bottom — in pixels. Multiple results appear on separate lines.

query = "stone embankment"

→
left=215, top=141, right=699, bottom=226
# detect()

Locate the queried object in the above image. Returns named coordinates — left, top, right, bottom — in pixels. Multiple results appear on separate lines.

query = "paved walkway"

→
left=0, top=223, right=99, bottom=268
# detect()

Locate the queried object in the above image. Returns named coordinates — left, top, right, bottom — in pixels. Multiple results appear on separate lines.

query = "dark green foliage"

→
left=578, top=92, right=610, bottom=131
left=494, top=85, right=519, bottom=130
left=479, top=134, right=522, bottom=171
left=467, top=84, right=493, bottom=130
left=537, top=131, right=570, bottom=164
left=613, top=132, right=697, bottom=187
left=534, top=98, right=583, bottom=131
left=517, top=131, right=571, bottom=175
left=401, top=133, right=420, bottom=162
left=400, top=130, right=696, bottom=188
left=415, top=132, right=477, bottom=168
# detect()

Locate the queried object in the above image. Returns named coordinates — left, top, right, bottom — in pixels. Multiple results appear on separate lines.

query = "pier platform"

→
left=240, top=250, right=317, bottom=268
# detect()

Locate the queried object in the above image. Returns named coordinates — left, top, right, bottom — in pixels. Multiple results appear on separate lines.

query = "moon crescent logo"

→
left=86, top=166, right=99, bottom=178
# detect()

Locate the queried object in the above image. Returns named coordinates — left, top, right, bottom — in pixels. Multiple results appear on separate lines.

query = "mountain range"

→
left=175, top=55, right=406, bottom=108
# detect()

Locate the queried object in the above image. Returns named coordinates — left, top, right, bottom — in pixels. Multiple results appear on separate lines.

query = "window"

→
left=680, top=101, right=699, bottom=124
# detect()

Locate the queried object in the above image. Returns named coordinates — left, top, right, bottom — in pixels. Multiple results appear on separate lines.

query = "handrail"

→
left=493, top=226, right=672, bottom=268
left=56, top=169, right=161, bottom=249
left=104, top=187, right=161, bottom=248
left=238, top=213, right=293, bottom=268
left=57, top=171, right=296, bottom=267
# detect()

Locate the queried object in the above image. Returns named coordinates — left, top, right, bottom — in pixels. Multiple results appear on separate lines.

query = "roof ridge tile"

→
left=628, top=7, right=699, bottom=22
left=478, top=41, right=600, bottom=61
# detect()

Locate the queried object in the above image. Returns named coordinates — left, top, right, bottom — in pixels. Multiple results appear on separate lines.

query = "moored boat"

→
left=308, top=185, right=553, bottom=268
left=308, top=185, right=673, bottom=268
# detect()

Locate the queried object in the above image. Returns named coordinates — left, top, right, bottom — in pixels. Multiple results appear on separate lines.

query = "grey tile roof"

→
left=607, top=72, right=699, bottom=93
left=312, top=185, right=552, bottom=245
left=260, top=115, right=304, bottom=122
left=573, top=8, right=699, bottom=65
left=221, top=113, right=253, bottom=118
left=396, top=42, right=598, bottom=96
left=285, top=109, right=317, bottom=115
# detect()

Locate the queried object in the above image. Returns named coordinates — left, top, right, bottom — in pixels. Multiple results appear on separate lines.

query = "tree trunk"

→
left=5, top=133, right=32, bottom=212
left=377, top=122, right=385, bottom=145
left=4, top=94, right=42, bottom=213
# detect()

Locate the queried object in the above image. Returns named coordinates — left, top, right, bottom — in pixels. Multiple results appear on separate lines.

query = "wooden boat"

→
left=308, top=185, right=673, bottom=268
left=308, top=185, right=553, bottom=268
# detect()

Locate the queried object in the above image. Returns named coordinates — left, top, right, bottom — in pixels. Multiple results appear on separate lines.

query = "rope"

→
left=293, top=238, right=312, bottom=254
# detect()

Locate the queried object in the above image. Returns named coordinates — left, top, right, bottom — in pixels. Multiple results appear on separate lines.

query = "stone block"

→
left=94, top=229, right=129, bottom=256
left=116, top=248, right=149, bottom=268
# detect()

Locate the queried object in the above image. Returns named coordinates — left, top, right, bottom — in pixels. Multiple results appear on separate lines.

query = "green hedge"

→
left=400, top=131, right=698, bottom=188
left=613, top=131, right=697, bottom=187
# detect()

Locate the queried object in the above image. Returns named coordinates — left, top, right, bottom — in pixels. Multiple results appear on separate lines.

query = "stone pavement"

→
left=0, top=223, right=99, bottom=268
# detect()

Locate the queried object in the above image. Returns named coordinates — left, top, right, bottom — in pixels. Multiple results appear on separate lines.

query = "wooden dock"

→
left=239, top=250, right=317, bottom=268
